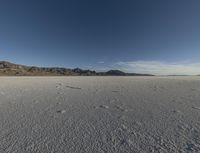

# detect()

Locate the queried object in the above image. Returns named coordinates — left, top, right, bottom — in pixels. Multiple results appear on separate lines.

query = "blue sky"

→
left=0, top=0, right=200, bottom=74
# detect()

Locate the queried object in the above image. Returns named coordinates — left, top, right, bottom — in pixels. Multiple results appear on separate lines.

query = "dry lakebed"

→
left=0, top=76, right=200, bottom=153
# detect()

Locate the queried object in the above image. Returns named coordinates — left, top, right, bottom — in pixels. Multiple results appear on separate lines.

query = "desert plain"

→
left=0, top=76, right=200, bottom=153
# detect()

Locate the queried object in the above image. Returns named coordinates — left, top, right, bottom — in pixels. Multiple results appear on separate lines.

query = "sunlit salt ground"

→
left=0, top=76, right=200, bottom=153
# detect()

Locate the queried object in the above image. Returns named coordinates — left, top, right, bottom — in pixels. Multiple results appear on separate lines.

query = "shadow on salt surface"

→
left=65, top=85, right=82, bottom=90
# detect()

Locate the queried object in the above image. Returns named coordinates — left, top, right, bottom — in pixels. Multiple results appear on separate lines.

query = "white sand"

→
left=0, top=76, right=200, bottom=153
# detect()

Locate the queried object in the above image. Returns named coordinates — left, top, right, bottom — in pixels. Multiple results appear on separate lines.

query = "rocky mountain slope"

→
left=0, top=61, right=154, bottom=76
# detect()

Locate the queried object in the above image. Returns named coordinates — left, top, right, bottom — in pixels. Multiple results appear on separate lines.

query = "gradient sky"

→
left=1, top=0, right=200, bottom=74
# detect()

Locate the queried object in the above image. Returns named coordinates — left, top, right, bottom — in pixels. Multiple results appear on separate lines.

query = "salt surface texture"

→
left=0, top=76, right=200, bottom=152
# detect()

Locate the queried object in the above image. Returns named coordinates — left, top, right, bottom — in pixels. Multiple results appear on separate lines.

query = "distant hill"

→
left=0, top=61, right=154, bottom=76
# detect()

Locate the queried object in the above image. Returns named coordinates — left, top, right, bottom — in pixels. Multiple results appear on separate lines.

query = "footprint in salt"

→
left=112, top=90, right=119, bottom=93
left=118, top=115, right=126, bottom=120
left=56, top=83, right=62, bottom=88
left=110, top=99, right=115, bottom=103
left=191, top=88, right=197, bottom=91
left=93, top=105, right=110, bottom=110
left=172, top=109, right=182, bottom=114
left=192, top=106, right=200, bottom=110
left=33, top=99, right=39, bottom=103
left=0, top=91, right=5, bottom=95
left=135, top=121, right=142, bottom=126
left=115, top=105, right=128, bottom=112
left=99, top=105, right=109, bottom=109
left=57, top=110, right=66, bottom=114
left=121, top=124, right=128, bottom=131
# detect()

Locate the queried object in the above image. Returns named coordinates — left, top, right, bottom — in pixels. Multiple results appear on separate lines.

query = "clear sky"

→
left=1, top=0, right=200, bottom=75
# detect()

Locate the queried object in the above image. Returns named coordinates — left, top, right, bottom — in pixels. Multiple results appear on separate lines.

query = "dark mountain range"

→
left=0, top=61, right=154, bottom=76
